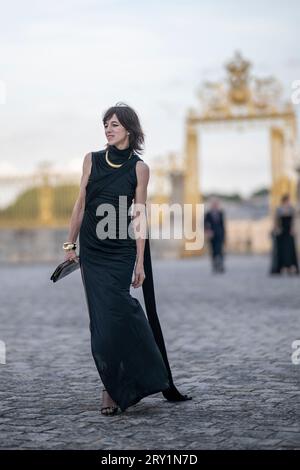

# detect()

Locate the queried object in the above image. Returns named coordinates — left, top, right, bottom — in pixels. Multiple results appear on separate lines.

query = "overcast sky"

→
left=0, top=0, right=300, bottom=198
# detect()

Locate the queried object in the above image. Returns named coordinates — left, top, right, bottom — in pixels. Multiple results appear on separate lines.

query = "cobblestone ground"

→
left=0, top=255, right=300, bottom=450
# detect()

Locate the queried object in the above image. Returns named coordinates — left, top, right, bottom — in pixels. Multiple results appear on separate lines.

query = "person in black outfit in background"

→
left=204, top=197, right=226, bottom=273
left=270, top=193, right=299, bottom=275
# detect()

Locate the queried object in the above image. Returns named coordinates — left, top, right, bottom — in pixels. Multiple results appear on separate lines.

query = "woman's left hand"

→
left=132, top=262, right=146, bottom=288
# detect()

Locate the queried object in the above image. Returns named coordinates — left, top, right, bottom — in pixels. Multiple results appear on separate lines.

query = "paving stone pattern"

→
left=0, top=255, right=300, bottom=449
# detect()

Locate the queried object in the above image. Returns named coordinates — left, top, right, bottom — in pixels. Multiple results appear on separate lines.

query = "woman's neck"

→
left=112, top=143, right=130, bottom=150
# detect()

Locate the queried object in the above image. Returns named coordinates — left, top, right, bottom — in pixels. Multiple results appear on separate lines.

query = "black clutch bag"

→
left=50, top=256, right=80, bottom=282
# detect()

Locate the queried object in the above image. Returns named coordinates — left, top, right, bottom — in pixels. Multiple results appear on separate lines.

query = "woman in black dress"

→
left=64, top=103, right=191, bottom=415
left=270, top=194, right=299, bottom=275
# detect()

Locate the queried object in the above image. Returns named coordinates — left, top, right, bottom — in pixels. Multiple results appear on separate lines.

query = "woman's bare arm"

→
left=64, top=153, right=92, bottom=259
left=131, top=161, right=150, bottom=287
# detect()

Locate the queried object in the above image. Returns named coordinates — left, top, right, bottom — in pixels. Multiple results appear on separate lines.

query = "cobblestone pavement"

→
left=0, top=255, right=300, bottom=450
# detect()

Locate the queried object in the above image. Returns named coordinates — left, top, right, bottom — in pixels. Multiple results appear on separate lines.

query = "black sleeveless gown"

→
left=270, top=205, right=299, bottom=274
left=78, top=145, right=171, bottom=411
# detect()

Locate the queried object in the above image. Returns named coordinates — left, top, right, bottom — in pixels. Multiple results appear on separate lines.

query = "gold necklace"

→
left=105, top=148, right=133, bottom=168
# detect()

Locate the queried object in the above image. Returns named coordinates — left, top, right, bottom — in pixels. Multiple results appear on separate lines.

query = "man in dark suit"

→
left=204, top=197, right=226, bottom=273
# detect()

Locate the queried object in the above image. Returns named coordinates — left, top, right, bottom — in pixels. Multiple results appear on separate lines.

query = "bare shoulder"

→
left=79, top=152, right=92, bottom=185
left=82, top=152, right=92, bottom=171
left=83, top=152, right=92, bottom=165
left=136, top=160, right=150, bottom=181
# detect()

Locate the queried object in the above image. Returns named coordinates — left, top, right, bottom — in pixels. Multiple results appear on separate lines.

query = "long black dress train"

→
left=79, top=145, right=191, bottom=412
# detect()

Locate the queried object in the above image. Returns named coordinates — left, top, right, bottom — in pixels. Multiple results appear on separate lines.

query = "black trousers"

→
left=209, top=237, right=225, bottom=271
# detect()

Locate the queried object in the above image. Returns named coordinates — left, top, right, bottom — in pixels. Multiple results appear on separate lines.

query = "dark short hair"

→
left=102, top=102, right=145, bottom=155
left=281, top=193, right=290, bottom=204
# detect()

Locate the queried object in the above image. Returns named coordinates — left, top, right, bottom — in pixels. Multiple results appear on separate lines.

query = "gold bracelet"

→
left=63, top=242, right=77, bottom=251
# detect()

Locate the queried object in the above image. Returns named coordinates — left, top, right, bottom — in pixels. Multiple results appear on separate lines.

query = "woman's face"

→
left=104, top=113, right=129, bottom=147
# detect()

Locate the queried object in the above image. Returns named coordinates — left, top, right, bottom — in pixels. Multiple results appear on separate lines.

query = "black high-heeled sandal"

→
left=101, top=389, right=119, bottom=416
